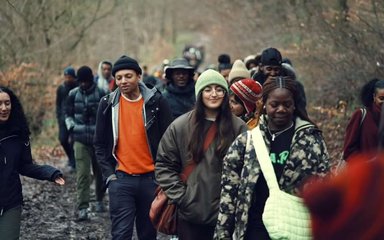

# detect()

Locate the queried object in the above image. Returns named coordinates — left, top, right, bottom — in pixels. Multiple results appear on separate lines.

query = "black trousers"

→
left=177, top=217, right=214, bottom=240
left=108, top=171, right=157, bottom=240
left=58, top=121, right=75, bottom=168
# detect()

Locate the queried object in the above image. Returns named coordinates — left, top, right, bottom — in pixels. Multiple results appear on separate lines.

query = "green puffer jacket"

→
left=214, top=115, right=330, bottom=240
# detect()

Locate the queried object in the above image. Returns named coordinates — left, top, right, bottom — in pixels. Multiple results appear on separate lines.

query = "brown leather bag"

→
left=149, top=187, right=178, bottom=235
left=150, top=122, right=217, bottom=235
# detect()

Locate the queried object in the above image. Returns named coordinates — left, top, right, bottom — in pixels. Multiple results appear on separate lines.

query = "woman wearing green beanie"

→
left=155, top=69, right=247, bottom=239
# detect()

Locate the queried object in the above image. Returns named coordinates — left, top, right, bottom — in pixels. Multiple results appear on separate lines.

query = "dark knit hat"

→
left=77, top=66, right=93, bottom=83
left=230, top=79, right=262, bottom=113
left=112, top=55, right=142, bottom=77
left=218, top=54, right=232, bottom=71
left=64, top=66, right=76, bottom=78
left=165, top=58, right=194, bottom=80
left=261, top=47, right=282, bottom=66
left=303, top=154, right=384, bottom=240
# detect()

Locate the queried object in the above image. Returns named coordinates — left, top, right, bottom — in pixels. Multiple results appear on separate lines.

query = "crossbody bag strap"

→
left=180, top=122, right=217, bottom=182
left=250, top=126, right=280, bottom=191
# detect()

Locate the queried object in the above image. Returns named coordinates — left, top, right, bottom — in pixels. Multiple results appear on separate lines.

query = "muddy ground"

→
left=19, top=149, right=170, bottom=240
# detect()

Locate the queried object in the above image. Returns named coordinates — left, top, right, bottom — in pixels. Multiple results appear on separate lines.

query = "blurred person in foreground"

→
left=56, top=66, right=77, bottom=171
left=214, top=76, right=330, bottom=239
left=0, top=86, right=65, bottom=239
left=303, top=153, right=384, bottom=240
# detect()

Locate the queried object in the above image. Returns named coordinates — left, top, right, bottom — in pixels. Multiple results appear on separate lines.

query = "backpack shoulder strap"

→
left=360, top=108, right=367, bottom=127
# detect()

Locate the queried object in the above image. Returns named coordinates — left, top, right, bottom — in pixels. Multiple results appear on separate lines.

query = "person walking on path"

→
left=230, top=78, right=263, bottom=129
left=228, top=59, right=250, bottom=86
left=155, top=69, right=247, bottom=240
left=95, top=60, right=115, bottom=93
left=65, top=66, right=106, bottom=221
left=343, top=78, right=384, bottom=162
left=0, top=86, right=65, bottom=239
left=94, top=55, right=173, bottom=239
left=56, top=66, right=77, bottom=171
left=214, top=76, right=330, bottom=239
left=163, top=58, right=196, bottom=119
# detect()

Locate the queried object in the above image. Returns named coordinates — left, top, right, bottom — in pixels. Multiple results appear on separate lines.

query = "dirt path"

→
left=20, top=158, right=111, bottom=240
left=19, top=154, right=170, bottom=240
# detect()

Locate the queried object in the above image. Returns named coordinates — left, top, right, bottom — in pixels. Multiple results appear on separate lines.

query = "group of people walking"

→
left=1, top=46, right=383, bottom=240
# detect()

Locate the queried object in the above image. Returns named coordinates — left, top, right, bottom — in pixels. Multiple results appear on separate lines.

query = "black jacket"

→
left=56, top=82, right=77, bottom=123
left=0, top=130, right=61, bottom=214
left=65, top=83, right=106, bottom=145
left=94, top=82, right=173, bottom=183
left=163, top=80, right=196, bottom=119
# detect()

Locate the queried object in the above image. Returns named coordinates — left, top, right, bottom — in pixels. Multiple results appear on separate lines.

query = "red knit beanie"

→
left=230, top=79, right=262, bottom=113
left=303, top=154, right=384, bottom=240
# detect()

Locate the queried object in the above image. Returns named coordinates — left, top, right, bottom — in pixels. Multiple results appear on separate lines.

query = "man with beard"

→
left=163, top=58, right=196, bottom=119
left=252, top=47, right=283, bottom=86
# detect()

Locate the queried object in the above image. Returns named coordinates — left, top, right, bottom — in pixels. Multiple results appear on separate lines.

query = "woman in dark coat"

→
left=0, top=86, right=65, bottom=239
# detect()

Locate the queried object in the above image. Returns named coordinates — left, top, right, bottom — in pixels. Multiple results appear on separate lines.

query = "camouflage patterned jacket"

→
left=214, top=115, right=330, bottom=240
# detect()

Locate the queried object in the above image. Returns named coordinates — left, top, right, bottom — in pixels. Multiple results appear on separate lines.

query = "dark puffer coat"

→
left=65, top=83, right=106, bottom=145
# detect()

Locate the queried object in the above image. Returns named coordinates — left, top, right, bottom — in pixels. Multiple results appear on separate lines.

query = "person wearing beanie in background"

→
left=230, top=79, right=263, bottom=129
left=244, top=55, right=259, bottom=71
left=94, top=55, right=173, bottom=239
left=163, top=58, right=196, bottom=119
left=56, top=66, right=78, bottom=171
left=252, top=47, right=283, bottom=86
left=215, top=76, right=330, bottom=240
left=65, top=66, right=107, bottom=221
left=303, top=153, right=384, bottom=240
left=217, top=54, right=232, bottom=82
left=155, top=69, right=247, bottom=240
left=228, top=59, right=250, bottom=86
left=94, top=60, right=115, bottom=93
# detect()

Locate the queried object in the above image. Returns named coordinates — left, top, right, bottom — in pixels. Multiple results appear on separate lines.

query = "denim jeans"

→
left=108, top=171, right=157, bottom=240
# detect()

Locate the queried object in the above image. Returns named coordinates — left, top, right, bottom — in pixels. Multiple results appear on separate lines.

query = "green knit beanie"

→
left=195, top=69, right=229, bottom=98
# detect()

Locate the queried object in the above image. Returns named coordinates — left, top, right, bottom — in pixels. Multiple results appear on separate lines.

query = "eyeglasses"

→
left=202, top=87, right=226, bottom=97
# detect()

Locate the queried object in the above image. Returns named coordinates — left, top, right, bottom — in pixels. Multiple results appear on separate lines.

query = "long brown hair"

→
left=188, top=92, right=235, bottom=163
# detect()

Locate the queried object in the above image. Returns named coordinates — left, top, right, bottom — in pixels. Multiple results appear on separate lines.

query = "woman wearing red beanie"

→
left=230, top=79, right=263, bottom=129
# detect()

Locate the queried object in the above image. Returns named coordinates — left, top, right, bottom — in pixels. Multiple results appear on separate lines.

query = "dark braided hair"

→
left=0, top=86, right=30, bottom=140
left=262, top=76, right=314, bottom=125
